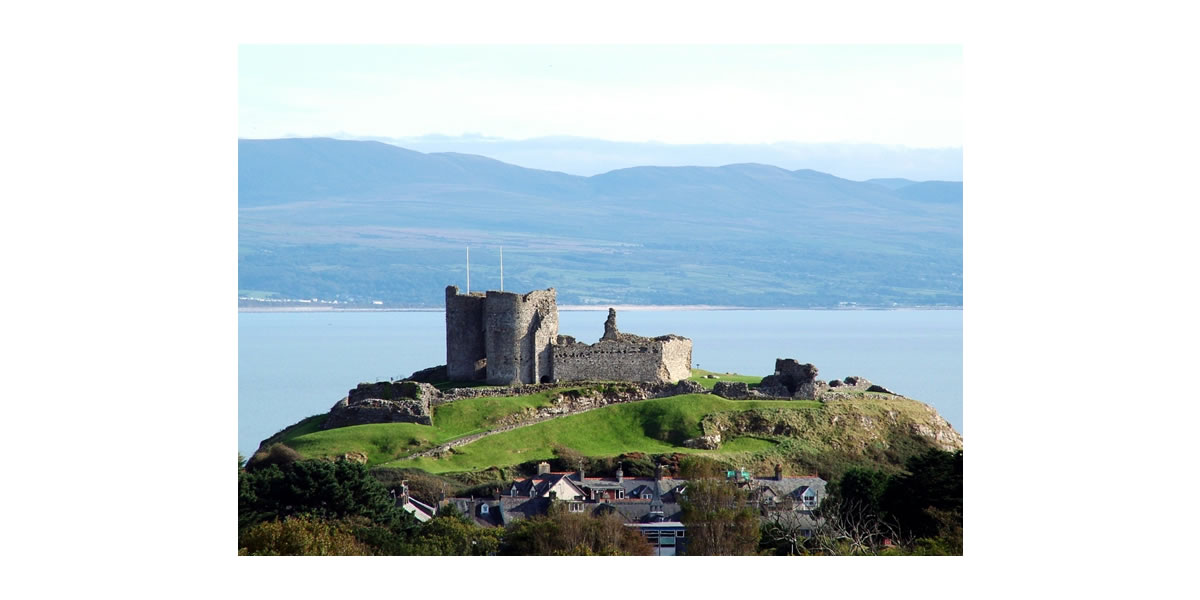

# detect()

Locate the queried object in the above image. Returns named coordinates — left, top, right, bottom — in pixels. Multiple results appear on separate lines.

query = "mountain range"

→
left=238, top=138, right=961, bottom=307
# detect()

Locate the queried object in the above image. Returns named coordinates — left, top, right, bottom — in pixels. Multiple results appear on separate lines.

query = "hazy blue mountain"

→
left=865, top=178, right=918, bottom=190
left=331, top=133, right=964, bottom=181
left=892, top=180, right=964, bottom=204
left=239, top=138, right=962, bottom=308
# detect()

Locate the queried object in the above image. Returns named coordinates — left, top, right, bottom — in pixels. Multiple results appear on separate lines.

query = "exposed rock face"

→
left=698, top=398, right=963, bottom=454
left=683, top=433, right=722, bottom=449
left=323, top=381, right=439, bottom=429
left=340, top=451, right=368, bottom=464
left=758, top=358, right=820, bottom=399
left=713, top=381, right=751, bottom=398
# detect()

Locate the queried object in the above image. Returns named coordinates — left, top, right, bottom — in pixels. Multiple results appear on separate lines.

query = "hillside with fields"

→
left=239, top=138, right=961, bottom=308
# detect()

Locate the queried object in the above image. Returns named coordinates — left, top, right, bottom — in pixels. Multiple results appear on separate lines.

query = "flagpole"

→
left=500, top=246, right=504, bottom=292
left=466, top=246, right=470, bottom=294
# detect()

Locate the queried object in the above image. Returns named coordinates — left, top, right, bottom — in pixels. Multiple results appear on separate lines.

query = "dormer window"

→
left=802, top=491, right=817, bottom=508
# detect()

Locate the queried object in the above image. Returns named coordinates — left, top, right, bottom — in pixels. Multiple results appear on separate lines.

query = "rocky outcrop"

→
left=713, top=381, right=751, bottom=398
left=697, top=396, right=963, bottom=454
left=683, top=433, right=722, bottom=449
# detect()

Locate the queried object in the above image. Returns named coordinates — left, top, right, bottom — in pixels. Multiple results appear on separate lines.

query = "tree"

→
left=836, top=467, right=890, bottom=513
left=238, top=459, right=406, bottom=530
left=403, top=514, right=502, bottom=556
left=244, top=443, right=302, bottom=471
left=760, top=509, right=822, bottom=556
left=238, top=515, right=372, bottom=556
left=679, top=478, right=761, bottom=555
left=880, top=449, right=962, bottom=540
left=805, top=496, right=906, bottom=555
left=678, top=455, right=724, bottom=479
left=501, top=510, right=652, bottom=556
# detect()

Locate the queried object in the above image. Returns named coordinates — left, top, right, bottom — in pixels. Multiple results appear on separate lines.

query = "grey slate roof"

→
left=596, top=500, right=684, bottom=523
left=508, top=472, right=586, bottom=499
left=749, top=476, right=827, bottom=501
left=450, top=474, right=827, bottom=529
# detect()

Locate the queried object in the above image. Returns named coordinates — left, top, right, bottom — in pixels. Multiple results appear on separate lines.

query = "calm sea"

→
left=239, top=309, right=963, bottom=460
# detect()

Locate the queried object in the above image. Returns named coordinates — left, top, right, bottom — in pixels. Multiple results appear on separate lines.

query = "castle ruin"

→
left=445, top=286, right=691, bottom=385
left=445, top=286, right=558, bottom=385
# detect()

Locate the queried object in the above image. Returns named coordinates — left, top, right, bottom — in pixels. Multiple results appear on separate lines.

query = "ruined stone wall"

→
left=483, top=288, right=558, bottom=385
left=553, top=334, right=692, bottom=383
left=445, top=286, right=487, bottom=381
left=657, top=337, right=693, bottom=382
left=324, top=381, right=439, bottom=429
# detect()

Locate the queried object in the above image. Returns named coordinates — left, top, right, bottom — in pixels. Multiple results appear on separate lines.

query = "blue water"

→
left=239, top=309, right=963, bottom=460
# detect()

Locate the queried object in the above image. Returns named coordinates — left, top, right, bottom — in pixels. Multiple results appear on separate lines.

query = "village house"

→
left=390, top=481, right=436, bottom=523
left=434, top=461, right=827, bottom=555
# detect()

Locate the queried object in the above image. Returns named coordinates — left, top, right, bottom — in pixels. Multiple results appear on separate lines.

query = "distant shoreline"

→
left=238, top=304, right=963, bottom=313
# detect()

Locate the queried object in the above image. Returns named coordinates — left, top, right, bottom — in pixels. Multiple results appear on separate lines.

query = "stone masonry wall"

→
left=323, top=381, right=439, bottom=429
left=484, top=288, right=558, bottom=385
left=446, top=291, right=690, bottom=386
left=445, top=286, right=487, bottom=381
left=552, top=310, right=692, bottom=384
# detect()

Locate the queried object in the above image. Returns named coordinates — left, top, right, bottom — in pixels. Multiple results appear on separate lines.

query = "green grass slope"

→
left=389, top=394, right=820, bottom=473
left=687, top=369, right=763, bottom=390
left=267, top=388, right=567, bottom=466
left=262, top=384, right=961, bottom=479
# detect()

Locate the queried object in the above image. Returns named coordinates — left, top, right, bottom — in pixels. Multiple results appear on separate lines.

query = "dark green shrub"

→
left=245, top=443, right=302, bottom=471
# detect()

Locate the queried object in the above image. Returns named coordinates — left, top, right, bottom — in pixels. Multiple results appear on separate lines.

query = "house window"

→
left=617, top=490, right=624, bottom=499
left=800, top=529, right=812, bottom=538
left=569, top=502, right=584, bottom=513
left=803, top=493, right=817, bottom=508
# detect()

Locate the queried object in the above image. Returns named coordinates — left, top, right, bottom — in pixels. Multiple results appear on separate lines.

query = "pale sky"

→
left=239, top=45, right=961, bottom=148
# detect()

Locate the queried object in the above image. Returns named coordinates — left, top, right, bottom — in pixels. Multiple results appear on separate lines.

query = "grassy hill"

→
left=687, top=369, right=764, bottom=390
left=258, top=377, right=962, bottom=481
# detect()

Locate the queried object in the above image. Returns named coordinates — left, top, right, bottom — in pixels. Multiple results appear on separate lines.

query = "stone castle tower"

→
left=445, top=285, right=558, bottom=385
